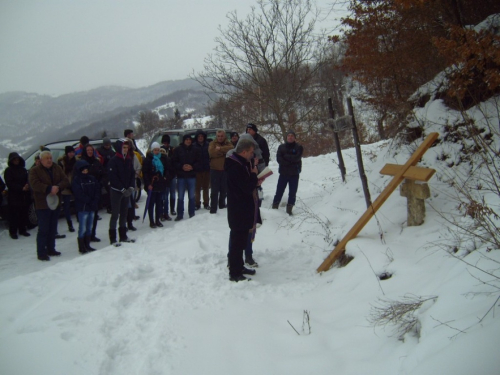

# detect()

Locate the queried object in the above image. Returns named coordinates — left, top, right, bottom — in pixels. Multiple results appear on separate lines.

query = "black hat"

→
left=103, top=137, right=111, bottom=145
left=287, top=130, right=296, bottom=137
left=80, top=136, right=89, bottom=145
left=65, top=146, right=75, bottom=155
left=182, top=134, right=193, bottom=142
left=246, top=123, right=258, bottom=133
left=161, top=134, right=171, bottom=144
left=230, top=132, right=239, bottom=138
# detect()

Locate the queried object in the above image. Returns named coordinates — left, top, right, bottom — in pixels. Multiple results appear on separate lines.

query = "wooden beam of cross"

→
left=317, top=132, right=439, bottom=273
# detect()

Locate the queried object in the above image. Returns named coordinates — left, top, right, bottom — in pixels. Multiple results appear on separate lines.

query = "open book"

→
left=257, top=166, right=273, bottom=180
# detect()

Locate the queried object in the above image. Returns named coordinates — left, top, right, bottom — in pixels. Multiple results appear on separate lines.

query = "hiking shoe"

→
left=242, top=267, right=256, bottom=275
left=150, top=223, right=157, bottom=228
left=204, top=205, right=210, bottom=210
left=10, top=233, right=18, bottom=240
left=38, top=255, right=50, bottom=261
left=174, top=217, right=183, bottom=222
left=245, top=258, right=259, bottom=267
left=47, top=250, right=61, bottom=256
left=55, top=234, right=66, bottom=239
left=195, top=205, right=201, bottom=210
left=127, top=224, right=137, bottom=231
left=229, top=275, right=250, bottom=282
left=155, top=221, right=164, bottom=228
left=20, top=231, right=31, bottom=237
left=90, top=235, right=101, bottom=242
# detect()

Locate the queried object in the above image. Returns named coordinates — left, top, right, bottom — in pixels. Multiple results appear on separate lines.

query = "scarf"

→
left=152, top=153, right=164, bottom=175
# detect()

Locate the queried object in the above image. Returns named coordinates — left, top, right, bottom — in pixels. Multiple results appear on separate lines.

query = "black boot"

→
left=67, top=220, right=75, bottom=232
left=84, top=235, right=96, bottom=251
left=286, top=204, right=293, bottom=215
left=118, top=227, right=133, bottom=242
left=170, top=198, right=176, bottom=215
left=272, top=203, right=279, bottom=209
left=78, top=238, right=88, bottom=254
left=109, top=229, right=117, bottom=245
left=155, top=219, right=163, bottom=227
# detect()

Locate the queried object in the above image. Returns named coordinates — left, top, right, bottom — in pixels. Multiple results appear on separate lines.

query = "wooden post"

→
left=328, top=98, right=346, bottom=183
left=317, top=132, right=439, bottom=273
left=347, top=98, right=371, bottom=208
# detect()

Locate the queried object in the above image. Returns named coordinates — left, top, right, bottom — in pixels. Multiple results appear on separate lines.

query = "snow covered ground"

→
left=1, top=99, right=499, bottom=374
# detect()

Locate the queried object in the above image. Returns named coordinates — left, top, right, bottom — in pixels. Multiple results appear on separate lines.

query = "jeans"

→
left=36, top=207, right=60, bottom=256
left=77, top=211, right=95, bottom=238
left=273, top=174, right=299, bottom=206
left=148, top=191, right=163, bottom=223
left=177, top=177, right=196, bottom=219
left=210, top=170, right=227, bottom=211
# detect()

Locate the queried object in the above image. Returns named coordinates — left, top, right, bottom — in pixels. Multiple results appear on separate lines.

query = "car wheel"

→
left=28, top=201, right=38, bottom=228
left=135, top=178, right=142, bottom=202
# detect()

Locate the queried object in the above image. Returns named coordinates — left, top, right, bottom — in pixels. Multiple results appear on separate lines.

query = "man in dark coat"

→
left=107, top=139, right=135, bottom=244
left=4, top=152, right=32, bottom=239
left=172, top=134, right=201, bottom=220
left=97, top=137, right=116, bottom=213
left=194, top=130, right=211, bottom=210
left=29, top=150, right=69, bottom=261
left=225, top=138, right=260, bottom=282
left=272, top=130, right=303, bottom=215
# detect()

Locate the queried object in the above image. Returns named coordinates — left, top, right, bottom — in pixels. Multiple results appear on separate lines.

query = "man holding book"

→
left=272, top=130, right=303, bottom=215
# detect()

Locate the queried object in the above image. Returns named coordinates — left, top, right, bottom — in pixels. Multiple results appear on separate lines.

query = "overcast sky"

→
left=0, top=0, right=346, bottom=96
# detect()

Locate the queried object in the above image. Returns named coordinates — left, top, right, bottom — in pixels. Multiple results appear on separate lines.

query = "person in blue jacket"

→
left=72, top=160, right=100, bottom=254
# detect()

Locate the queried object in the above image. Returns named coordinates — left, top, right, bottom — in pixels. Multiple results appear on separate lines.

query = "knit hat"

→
left=183, top=134, right=193, bottom=142
left=103, top=137, right=111, bottom=145
left=151, top=142, right=161, bottom=151
left=230, top=132, right=239, bottom=138
left=161, top=134, right=171, bottom=144
left=246, top=123, right=258, bottom=133
left=65, top=146, right=75, bottom=155
left=287, top=130, right=296, bottom=137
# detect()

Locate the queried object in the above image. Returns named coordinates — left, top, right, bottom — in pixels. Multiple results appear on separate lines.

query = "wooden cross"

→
left=317, top=132, right=439, bottom=273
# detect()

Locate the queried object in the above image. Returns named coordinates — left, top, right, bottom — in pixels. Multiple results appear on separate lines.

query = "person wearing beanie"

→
left=57, top=145, right=77, bottom=233
left=272, top=130, right=303, bottom=215
left=143, top=142, right=172, bottom=227
left=172, top=134, right=201, bottom=220
left=230, top=132, right=239, bottom=147
left=4, top=152, right=32, bottom=239
left=160, top=134, right=177, bottom=218
left=97, top=138, right=116, bottom=213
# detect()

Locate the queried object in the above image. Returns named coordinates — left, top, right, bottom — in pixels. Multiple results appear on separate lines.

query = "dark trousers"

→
left=36, top=207, right=60, bottom=256
left=62, top=194, right=72, bottom=222
left=195, top=171, right=210, bottom=207
left=148, top=191, right=163, bottom=223
left=109, top=190, right=129, bottom=230
left=273, top=174, right=299, bottom=206
left=210, top=170, right=227, bottom=211
left=228, top=229, right=248, bottom=277
left=8, top=203, right=28, bottom=235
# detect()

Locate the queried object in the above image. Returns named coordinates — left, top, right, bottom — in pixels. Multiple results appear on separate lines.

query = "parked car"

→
left=149, top=128, right=235, bottom=150
left=16, top=138, right=145, bottom=227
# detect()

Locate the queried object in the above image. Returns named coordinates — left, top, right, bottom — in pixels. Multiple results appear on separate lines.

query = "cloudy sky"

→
left=0, top=0, right=346, bottom=96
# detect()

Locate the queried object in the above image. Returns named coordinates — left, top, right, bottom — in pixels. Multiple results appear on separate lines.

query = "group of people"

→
left=1, top=123, right=304, bottom=282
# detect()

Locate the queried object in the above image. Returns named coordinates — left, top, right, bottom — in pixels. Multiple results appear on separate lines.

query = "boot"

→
left=286, top=204, right=293, bottom=216
left=67, top=220, right=75, bottom=232
left=272, top=203, right=279, bottom=209
left=170, top=198, right=176, bottom=215
left=84, top=235, right=96, bottom=251
left=155, top=219, right=163, bottom=227
left=118, top=227, right=133, bottom=242
left=109, top=229, right=117, bottom=245
left=78, top=238, right=88, bottom=254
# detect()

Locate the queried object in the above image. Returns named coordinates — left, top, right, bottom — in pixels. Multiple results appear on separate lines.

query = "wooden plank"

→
left=380, top=164, right=436, bottom=182
left=317, top=132, right=439, bottom=273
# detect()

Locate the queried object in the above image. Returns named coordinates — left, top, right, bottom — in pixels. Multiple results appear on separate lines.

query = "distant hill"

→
left=0, top=79, right=213, bottom=159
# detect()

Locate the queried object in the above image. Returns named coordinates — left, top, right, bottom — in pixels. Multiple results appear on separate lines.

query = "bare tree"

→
left=194, top=0, right=331, bottom=142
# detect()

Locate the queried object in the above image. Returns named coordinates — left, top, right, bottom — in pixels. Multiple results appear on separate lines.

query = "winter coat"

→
left=142, top=152, right=172, bottom=192
left=208, top=139, right=233, bottom=171
left=108, top=139, right=135, bottom=193
left=276, top=141, right=303, bottom=176
left=77, top=150, right=104, bottom=183
left=57, top=155, right=76, bottom=195
left=225, top=153, right=258, bottom=231
left=252, top=133, right=270, bottom=166
left=161, top=145, right=176, bottom=178
left=4, top=152, right=31, bottom=207
left=28, top=162, right=69, bottom=210
left=71, top=160, right=100, bottom=212
left=194, top=130, right=211, bottom=172
left=173, top=143, right=201, bottom=179
left=96, top=145, right=115, bottom=187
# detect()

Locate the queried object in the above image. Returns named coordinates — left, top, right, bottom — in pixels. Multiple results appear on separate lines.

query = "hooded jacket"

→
left=194, top=130, right=210, bottom=172
left=71, top=160, right=100, bottom=212
left=107, top=139, right=135, bottom=193
left=4, top=152, right=31, bottom=206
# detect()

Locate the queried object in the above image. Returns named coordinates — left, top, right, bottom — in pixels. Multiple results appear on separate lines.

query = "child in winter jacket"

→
left=72, top=160, right=100, bottom=254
